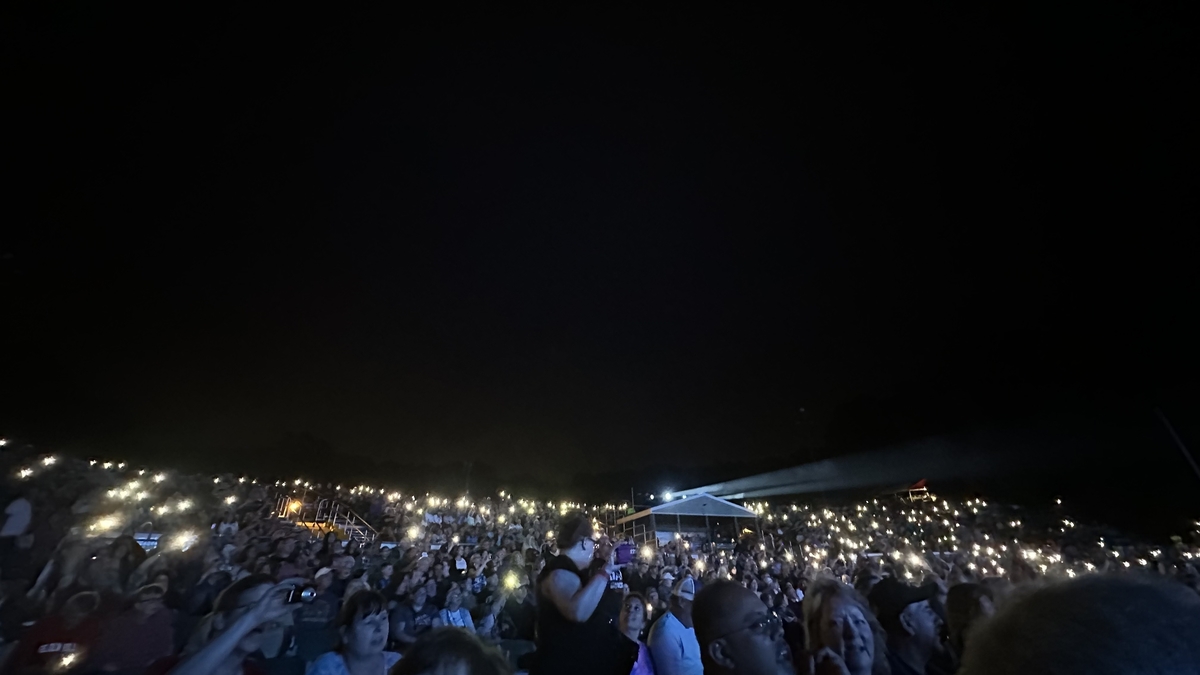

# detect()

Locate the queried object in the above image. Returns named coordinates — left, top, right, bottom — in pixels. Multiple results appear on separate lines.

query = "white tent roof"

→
left=615, top=492, right=756, bottom=525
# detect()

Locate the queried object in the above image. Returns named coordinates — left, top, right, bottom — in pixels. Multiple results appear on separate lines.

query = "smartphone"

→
left=286, top=585, right=317, bottom=604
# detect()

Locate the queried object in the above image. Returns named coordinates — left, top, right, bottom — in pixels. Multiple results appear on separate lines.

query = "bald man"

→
left=693, top=581, right=794, bottom=675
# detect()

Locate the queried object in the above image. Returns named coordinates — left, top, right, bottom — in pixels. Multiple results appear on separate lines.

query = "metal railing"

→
left=619, top=520, right=652, bottom=546
left=273, top=493, right=379, bottom=545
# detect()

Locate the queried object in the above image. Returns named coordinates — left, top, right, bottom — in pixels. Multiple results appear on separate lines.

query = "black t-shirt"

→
left=502, top=596, right=537, bottom=641
left=434, top=578, right=453, bottom=608
left=587, top=558, right=625, bottom=625
left=391, top=602, right=437, bottom=638
left=326, top=576, right=349, bottom=601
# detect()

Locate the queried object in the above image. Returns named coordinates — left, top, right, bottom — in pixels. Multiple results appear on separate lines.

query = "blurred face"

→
left=446, top=587, right=462, bottom=609
left=381, top=564, right=394, bottom=579
left=222, top=584, right=276, bottom=654
left=621, top=598, right=647, bottom=635
left=568, top=537, right=595, bottom=567
left=977, top=594, right=996, bottom=620
left=135, top=591, right=166, bottom=618
left=597, top=537, right=614, bottom=559
left=344, top=609, right=389, bottom=656
left=901, top=600, right=942, bottom=652
left=412, top=588, right=428, bottom=608
left=710, top=588, right=793, bottom=675
left=818, top=596, right=874, bottom=675
left=424, top=579, right=437, bottom=598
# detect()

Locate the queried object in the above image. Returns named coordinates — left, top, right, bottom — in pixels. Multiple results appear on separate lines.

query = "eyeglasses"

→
left=706, top=613, right=782, bottom=643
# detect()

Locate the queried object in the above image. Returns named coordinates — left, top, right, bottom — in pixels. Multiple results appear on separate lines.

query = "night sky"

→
left=3, top=6, right=1197, bottom=490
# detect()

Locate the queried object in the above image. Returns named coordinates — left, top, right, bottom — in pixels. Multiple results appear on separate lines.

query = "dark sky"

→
left=3, top=5, right=1197, bottom=480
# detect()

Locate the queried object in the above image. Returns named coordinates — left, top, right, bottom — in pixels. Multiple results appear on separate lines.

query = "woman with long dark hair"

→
left=531, top=512, right=636, bottom=675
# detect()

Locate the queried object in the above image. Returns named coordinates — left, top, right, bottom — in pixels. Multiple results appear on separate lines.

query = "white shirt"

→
left=437, top=607, right=475, bottom=633
left=647, top=610, right=702, bottom=675
left=1, top=498, right=31, bottom=538
left=305, top=651, right=401, bottom=675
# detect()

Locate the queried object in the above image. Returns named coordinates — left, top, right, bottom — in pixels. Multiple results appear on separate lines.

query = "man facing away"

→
left=647, top=577, right=703, bottom=675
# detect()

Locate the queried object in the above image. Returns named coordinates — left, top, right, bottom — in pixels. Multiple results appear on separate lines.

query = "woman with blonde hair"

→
left=802, top=578, right=889, bottom=675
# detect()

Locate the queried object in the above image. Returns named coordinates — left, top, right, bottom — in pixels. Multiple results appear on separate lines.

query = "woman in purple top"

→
left=621, top=592, right=656, bottom=675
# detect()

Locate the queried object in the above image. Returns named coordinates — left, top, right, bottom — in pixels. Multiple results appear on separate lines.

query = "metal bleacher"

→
left=273, top=493, right=378, bottom=545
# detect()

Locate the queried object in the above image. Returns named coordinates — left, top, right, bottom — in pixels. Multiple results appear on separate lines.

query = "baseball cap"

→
left=868, top=577, right=938, bottom=625
left=133, top=583, right=167, bottom=600
left=673, top=577, right=696, bottom=601
left=315, top=567, right=333, bottom=579
left=661, top=571, right=676, bottom=582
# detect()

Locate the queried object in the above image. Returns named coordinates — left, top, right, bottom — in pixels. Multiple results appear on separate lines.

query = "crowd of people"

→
left=1, top=441, right=1199, bottom=675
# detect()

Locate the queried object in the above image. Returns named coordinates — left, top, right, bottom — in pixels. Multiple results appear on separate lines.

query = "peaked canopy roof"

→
left=616, top=492, right=756, bottom=525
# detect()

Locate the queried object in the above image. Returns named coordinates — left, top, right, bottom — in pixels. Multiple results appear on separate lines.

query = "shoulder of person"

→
left=306, top=651, right=347, bottom=674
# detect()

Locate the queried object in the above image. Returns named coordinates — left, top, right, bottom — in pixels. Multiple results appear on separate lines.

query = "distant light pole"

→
left=1156, top=408, right=1200, bottom=482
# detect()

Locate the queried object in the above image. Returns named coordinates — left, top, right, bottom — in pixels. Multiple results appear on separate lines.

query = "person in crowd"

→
left=151, top=574, right=300, bottom=675
left=472, top=592, right=506, bottom=643
left=647, top=576, right=703, bottom=675
left=645, top=587, right=667, bottom=624
left=0, top=489, right=33, bottom=576
left=372, top=563, right=394, bottom=592
left=294, top=568, right=341, bottom=663
left=89, top=583, right=177, bottom=672
left=620, top=592, right=656, bottom=675
left=868, top=578, right=943, bottom=675
left=326, top=555, right=355, bottom=601
left=390, top=627, right=510, bottom=675
left=466, top=565, right=487, bottom=597
left=531, top=512, right=634, bottom=675
left=943, top=582, right=994, bottom=667
left=959, top=575, right=1200, bottom=675
left=802, top=578, right=887, bottom=675
left=692, top=580, right=794, bottom=675
left=307, top=590, right=400, bottom=675
left=390, top=586, right=436, bottom=647
left=499, top=582, right=536, bottom=641
left=628, top=561, right=652, bottom=594
left=3, top=591, right=101, bottom=674
left=432, top=584, right=475, bottom=633
left=853, top=572, right=882, bottom=599
left=342, top=569, right=371, bottom=602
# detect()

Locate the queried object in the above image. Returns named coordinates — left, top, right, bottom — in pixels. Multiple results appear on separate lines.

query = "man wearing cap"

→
left=868, top=577, right=945, bottom=675
left=647, top=576, right=703, bottom=675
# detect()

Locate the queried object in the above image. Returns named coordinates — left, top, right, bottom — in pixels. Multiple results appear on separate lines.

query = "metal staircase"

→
left=274, top=494, right=378, bottom=545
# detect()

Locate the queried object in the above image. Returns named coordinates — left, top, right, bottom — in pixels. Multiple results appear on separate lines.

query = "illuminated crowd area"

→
left=8, top=447, right=1198, bottom=587
left=2, top=441, right=1199, bottom=675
